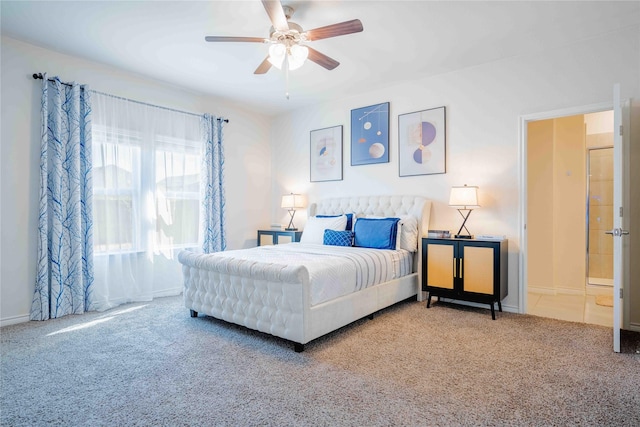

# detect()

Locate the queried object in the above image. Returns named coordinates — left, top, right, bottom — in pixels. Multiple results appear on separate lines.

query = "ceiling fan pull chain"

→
left=285, top=55, right=290, bottom=100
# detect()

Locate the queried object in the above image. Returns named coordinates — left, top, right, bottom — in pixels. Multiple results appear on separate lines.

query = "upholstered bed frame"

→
left=179, top=195, right=431, bottom=351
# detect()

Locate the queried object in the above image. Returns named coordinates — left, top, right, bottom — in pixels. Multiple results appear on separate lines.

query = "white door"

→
left=609, top=84, right=629, bottom=353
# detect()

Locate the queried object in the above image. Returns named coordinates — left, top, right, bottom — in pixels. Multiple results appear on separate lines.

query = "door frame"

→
left=518, top=101, right=613, bottom=315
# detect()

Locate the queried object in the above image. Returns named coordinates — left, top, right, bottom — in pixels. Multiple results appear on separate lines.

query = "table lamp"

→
left=449, top=185, right=479, bottom=239
left=281, top=193, right=306, bottom=231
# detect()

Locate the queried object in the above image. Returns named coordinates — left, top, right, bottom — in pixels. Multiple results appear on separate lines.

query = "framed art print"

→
left=310, top=125, right=343, bottom=182
left=350, top=102, right=390, bottom=166
left=398, top=106, right=446, bottom=176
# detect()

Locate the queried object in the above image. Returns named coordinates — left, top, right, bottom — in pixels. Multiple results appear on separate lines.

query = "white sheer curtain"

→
left=91, top=92, right=203, bottom=310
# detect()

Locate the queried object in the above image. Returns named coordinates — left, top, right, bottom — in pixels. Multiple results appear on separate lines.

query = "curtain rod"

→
left=32, top=73, right=229, bottom=123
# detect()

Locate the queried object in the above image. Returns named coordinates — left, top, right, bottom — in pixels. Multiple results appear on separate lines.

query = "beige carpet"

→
left=2, top=295, right=639, bottom=426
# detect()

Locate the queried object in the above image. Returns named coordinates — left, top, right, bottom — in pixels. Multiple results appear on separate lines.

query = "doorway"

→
left=525, top=110, right=613, bottom=327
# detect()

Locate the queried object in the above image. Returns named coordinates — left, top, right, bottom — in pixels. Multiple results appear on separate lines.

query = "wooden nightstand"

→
left=257, top=229, right=303, bottom=246
left=422, top=237, right=508, bottom=319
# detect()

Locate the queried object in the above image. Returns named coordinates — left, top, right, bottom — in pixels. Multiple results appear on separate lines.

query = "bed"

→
left=178, top=195, right=431, bottom=351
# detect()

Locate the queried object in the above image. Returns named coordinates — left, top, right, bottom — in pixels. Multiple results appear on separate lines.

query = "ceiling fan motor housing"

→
left=270, top=22, right=306, bottom=45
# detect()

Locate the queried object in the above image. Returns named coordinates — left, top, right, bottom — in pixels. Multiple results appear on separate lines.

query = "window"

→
left=90, top=91, right=211, bottom=310
left=92, top=128, right=141, bottom=253
left=154, top=137, right=201, bottom=249
left=92, top=127, right=202, bottom=254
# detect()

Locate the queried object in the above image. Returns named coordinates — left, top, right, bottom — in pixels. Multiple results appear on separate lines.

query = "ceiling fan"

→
left=204, top=0, right=364, bottom=74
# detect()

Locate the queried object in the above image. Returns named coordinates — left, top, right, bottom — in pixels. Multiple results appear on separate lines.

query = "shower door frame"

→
left=586, top=146, right=614, bottom=288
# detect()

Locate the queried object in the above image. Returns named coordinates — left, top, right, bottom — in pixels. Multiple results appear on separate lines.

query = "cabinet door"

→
left=461, top=245, right=494, bottom=294
left=258, top=232, right=275, bottom=246
left=277, top=234, right=295, bottom=244
left=426, top=242, right=455, bottom=289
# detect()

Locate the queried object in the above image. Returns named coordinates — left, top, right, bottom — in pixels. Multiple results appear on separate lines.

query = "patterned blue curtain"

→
left=200, top=114, right=226, bottom=253
left=31, top=75, right=94, bottom=320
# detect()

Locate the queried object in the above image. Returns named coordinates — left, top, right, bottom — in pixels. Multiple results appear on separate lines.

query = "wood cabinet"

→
left=422, top=238, right=508, bottom=319
left=257, top=229, right=302, bottom=246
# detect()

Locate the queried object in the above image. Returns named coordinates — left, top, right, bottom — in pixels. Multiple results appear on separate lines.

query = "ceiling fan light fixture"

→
left=268, top=42, right=308, bottom=71
left=268, top=43, right=286, bottom=68
left=289, top=44, right=309, bottom=65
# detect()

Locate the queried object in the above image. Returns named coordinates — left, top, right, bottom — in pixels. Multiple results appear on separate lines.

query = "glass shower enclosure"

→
left=586, top=147, right=614, bottom=286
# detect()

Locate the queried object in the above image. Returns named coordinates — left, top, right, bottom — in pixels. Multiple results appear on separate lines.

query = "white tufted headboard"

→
left=308, top=195, right=431, bottom=297
left=308, top=195, right=432, bottom=239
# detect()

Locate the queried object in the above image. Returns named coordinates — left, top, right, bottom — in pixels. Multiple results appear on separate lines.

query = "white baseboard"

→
left=528, top=287, right=586, bottom=296
left=586, top=284, right=613, bottom=296
left=0, top=290, right=182, bottom=328
left=555, top=288, right=586, bottom=296
left=528, top=287, right=556, bottom=295
left=154, top=288, right=182, bottom=299
left=628, top=322, right=640, bottom=333
left=1, top=314, right=30, bottom=328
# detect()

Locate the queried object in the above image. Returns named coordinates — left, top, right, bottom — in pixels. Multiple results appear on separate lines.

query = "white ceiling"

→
left=2, top=1, right=639, bottom=116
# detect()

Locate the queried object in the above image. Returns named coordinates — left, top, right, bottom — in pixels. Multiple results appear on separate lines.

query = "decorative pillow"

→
left=353, top=217, right=400, bottom=250
left=358, top=215, right=400, bottom=250
left=357, top=215, right=419, bottom=251
left=300, top=215, right=348, bottom=244
left=323, top=230, right=353, bottom=247
left=398, top=216, right=419, bottom=252
left=317, top=213, right=355, bottom=231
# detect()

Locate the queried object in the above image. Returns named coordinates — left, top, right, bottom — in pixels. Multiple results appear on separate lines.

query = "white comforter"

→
left=196, top=243, right=413, bottom=306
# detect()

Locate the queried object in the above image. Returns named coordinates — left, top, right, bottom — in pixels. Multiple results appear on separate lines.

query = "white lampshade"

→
left=287, top=45, right=309, bottom=70
left=281, top=193, right=306, bottom=209
left=449, top=185, right=480, bottom=209
left=268, top=43, right=308, bottom=70
left=268, top=43, right=286, bottom=69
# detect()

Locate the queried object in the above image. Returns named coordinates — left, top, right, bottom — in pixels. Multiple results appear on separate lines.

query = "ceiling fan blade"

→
left=262, top=0, right=289, bottom=32
left=254, top=57, right=272, bottom=74
left=205, top=36, right=266, bottom=43
left=307, top=47, right=340, bottom=70
left=305, top=19, right=363, bottom=41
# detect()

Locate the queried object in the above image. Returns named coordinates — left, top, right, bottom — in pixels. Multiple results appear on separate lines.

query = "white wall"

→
left=3, top=24, right=639, bottom=325
left=0, top=37, right=272, bottom=325
left=269, top=26, right=640, bottom=313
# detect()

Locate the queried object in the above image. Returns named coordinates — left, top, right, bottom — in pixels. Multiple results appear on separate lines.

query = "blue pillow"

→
left=317, top=213, right=354, bottom=231
left=323, top=230, right=353, bottom=247
left=353, top=218, right=400, bottom=250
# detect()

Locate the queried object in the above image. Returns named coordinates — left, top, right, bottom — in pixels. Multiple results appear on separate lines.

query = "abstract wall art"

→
left=350, top=102, right=390, bottom=166
left=398, top=106, right=446, bottom=176
left=310, top=125, right=343, bottom=182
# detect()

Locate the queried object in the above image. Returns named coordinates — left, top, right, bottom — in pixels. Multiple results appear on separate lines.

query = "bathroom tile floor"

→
left=527, top=292, right=613, bottom=328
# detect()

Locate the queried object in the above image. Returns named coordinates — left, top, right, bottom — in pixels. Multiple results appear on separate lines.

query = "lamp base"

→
left=454, top=209, right=474, bottom=241
left=285, top=227, right=298, bottom=231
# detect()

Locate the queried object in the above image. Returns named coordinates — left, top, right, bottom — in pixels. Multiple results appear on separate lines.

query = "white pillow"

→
left=300, top=215, right=348, bottom=244
left=398, top=216, right=419, bottom=252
